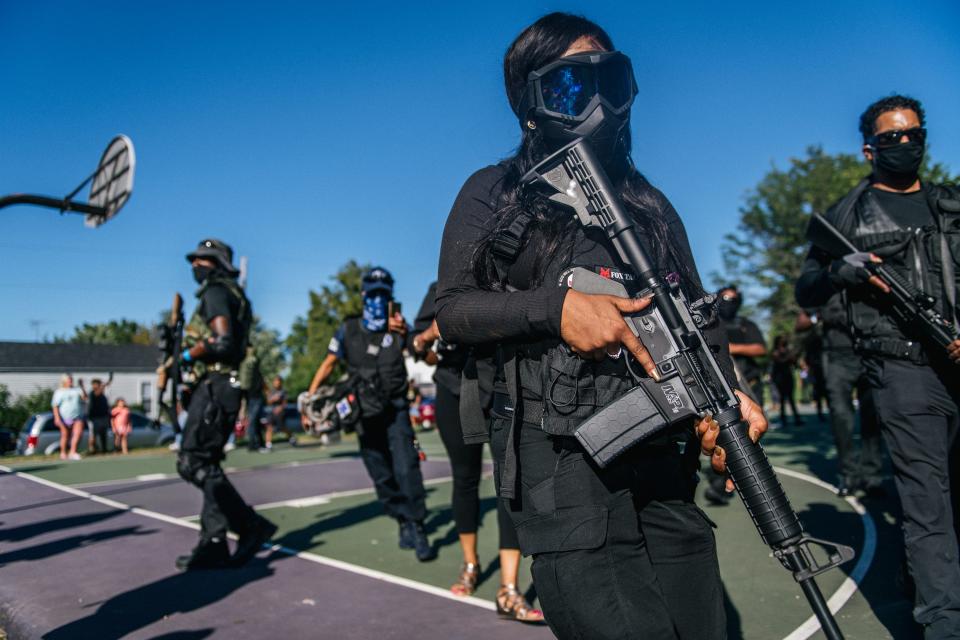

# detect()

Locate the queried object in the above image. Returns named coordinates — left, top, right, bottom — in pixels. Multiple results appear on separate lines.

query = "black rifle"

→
left=807, top=212, right=960, bottom=349
left=522, top=138, right=854, bottom=640
left=157, top=293, right=184, bottom=431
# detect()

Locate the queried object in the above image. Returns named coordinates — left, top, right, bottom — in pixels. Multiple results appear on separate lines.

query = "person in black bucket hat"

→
left=174, top=238, right=276, bottom=570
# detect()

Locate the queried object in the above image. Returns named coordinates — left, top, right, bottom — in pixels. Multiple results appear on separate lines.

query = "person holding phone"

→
left=306, top=267, right=435, bottom=561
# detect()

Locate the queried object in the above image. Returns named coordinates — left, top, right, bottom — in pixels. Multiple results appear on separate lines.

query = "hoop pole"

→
left=0, top=193, right=106, bottom=216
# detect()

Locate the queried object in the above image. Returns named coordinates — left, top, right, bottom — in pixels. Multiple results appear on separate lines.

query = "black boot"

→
left=398, top=520, right=415, bottom=550
left=411, top=521, right=436, bottom=562
left=176, top=538, right=230, bottom=571
left=231, top=516, right=278, bottom=567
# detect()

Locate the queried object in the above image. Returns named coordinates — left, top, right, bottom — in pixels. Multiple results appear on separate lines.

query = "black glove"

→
left=828, top=252, right=873, bottom=289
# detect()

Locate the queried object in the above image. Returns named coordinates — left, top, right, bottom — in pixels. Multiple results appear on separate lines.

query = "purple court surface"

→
left=0, top=464, right=552, bottom=639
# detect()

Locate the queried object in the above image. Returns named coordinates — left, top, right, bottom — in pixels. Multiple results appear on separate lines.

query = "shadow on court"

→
left=0, top=509, right=122, bottom=542
left=42, top=553, right=282, bottom=639
left=0, top=526, right=154, bottom=567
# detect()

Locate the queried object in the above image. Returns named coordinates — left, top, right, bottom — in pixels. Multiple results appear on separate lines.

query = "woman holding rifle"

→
left=435, top=13, right=767, bottom=639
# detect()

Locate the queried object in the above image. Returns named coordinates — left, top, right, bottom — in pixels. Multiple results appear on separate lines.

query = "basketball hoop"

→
left=0, top=134, right=136, bottom=227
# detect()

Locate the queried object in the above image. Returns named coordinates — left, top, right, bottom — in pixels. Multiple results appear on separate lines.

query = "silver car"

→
left=16, top=411, right=176, bottom=456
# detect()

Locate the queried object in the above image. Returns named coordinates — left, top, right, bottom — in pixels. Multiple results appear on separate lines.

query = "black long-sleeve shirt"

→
left=435, top=163, right=737, bottom=393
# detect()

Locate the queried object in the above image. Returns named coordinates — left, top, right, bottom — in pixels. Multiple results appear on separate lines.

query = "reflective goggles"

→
left=867, top=126, right=926, bottom=148
left=518, top=51, right=637, bottom=120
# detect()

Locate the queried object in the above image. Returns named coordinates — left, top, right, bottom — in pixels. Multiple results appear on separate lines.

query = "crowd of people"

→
left=55, top=11, right=955, bottom=640
left=50, top=373, right=136, bottom=459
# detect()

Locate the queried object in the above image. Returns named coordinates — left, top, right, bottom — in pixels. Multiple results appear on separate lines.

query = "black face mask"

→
left=192, top=265, right=214, bottom=284
left=874, top=140, right=924, bottom=180
left=718, top=299, right=740, bottom=321
left=541, top=103, right=630, bottom=167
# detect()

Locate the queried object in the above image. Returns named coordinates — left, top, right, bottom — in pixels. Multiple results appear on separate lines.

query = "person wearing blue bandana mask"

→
left=306, top=266, right=436, bottom=561
left=362, top=291, right=389, bottom=332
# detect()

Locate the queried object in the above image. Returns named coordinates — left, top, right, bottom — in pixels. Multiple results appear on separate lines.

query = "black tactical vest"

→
left=829, top=180, right=960, bottom=357
left=341, top=317, right=408, bottom=416
left=186, top=276, right=252, bottom=371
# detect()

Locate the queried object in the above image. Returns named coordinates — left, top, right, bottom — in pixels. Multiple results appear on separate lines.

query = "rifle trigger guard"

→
left=775, top=535, right=856, bottom=583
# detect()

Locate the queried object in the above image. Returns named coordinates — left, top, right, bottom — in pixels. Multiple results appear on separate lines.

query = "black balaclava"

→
left=717, top=289, right=742, bottom=321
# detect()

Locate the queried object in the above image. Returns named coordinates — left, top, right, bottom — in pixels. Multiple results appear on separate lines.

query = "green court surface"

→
left=3, top=413, right=918, bottom=639
left=3, top=435, right=363, bottom=486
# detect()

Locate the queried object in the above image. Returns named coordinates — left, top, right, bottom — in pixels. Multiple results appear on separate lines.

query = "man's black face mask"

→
left=874, top=139, right=925, bottom=180
left=193, top=265, right=214, bottom=284
left=718, top=298, right=740, bottom=321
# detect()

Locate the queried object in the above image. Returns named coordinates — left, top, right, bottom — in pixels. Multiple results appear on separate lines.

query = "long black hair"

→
left=472, top=12, right=700, bottom=296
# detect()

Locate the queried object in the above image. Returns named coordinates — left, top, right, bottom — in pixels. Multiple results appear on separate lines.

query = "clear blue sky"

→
left=2, top=1, right=958, bottom=342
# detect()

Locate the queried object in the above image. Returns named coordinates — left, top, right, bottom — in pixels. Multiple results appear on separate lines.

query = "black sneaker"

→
left=398, top=520, right=415, bottom=550
left=231, top=516, right=278, bottom=567
left=703, top=485, right=732, bottom=506
left=411, top=522, right=436, bottom=562
left=176, top=538, right=230, bottom=571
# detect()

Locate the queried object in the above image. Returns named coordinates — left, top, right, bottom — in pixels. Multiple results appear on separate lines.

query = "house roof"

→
left=0, top=342, right=158, bottom=372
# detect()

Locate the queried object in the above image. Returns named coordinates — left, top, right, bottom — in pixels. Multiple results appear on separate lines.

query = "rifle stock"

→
left=157, top=293, right=184, bottom=427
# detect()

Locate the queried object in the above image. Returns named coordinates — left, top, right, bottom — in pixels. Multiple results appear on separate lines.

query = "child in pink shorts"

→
left=111, top=398, right=132, bottom=454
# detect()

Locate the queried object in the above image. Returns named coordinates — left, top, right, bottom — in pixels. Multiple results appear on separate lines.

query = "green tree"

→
left=0, top=385, right=55, bottom=434
left=248, top=316, right=285, bottom=383
left=286, top=260, right=369, bottom=395
left=720, top=146, right=957, bottom=340
left=58, top=319, right=154, bottom=345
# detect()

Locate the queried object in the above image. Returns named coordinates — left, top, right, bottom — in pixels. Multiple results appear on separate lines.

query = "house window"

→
left=140, top=380, right=153, bottom=415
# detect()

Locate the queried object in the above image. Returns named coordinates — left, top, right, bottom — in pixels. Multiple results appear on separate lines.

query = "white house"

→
left=0, top=342, right=161, bottom=418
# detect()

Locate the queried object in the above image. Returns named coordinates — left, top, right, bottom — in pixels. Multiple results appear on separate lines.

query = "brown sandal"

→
left=450, top=561, right=479, bottom=596
left=495, top=584, right=545, bottom=624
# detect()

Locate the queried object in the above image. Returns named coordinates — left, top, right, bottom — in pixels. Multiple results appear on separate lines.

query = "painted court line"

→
left=182, top=472, right=493, bottom=520
left=0, top=462, right=875, bottom=633
left=0, top=463, right=495, bottom=613
left=774, top=466, right=877, bottom=640
left=70, top=455, right=357, bottom=489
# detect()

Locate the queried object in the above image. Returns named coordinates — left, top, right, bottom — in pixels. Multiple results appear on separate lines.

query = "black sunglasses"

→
left=867, top=126, right=926, bottom=148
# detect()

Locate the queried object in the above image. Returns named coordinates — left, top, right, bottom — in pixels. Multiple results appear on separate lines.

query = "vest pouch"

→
left=354, top=372, right=389, bottom=419
left=539, top=346, right=634, bottom=437
left=850, top=300, right=883, bottom=336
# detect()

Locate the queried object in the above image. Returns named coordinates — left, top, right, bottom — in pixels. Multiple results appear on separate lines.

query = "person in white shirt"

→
left=51, top=374, right=86, bottom=460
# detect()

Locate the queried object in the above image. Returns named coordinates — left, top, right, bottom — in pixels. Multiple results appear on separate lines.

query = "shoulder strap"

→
left=829, top=177, right=871, bottom=236
left=491, top=210, right=535, bottom=262
left=458, top=355, right=490, bottom=445
left=499, top=346, right=521, bottom=500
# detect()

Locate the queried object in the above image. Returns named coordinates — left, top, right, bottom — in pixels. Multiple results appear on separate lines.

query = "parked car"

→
left=16, top=411, right=176, bottom=456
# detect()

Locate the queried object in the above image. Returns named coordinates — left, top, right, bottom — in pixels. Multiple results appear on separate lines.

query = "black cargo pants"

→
left=866, top=357, right=960, bottom=639
left=357, top=398, right=428, bottom=524
left=178, top=373, right=259, bottom=544
left=491, top=414, right=725, bottom=640
left=823, top=349, right=882, bottom=487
